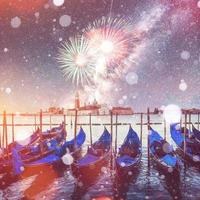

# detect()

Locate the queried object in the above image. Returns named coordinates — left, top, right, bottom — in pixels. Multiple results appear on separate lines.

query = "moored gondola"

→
left=0, top=124, right=66, bottom=175
left=192, top=125, right=200, bottom=143
left=13, top=127, right=86, bottom=177
left=0, top=126, right=86, bottom=180
left=170, top=123, right=200, bottom=167
left=115, top=126, right=141, bottom=177
left=149, top=127, right=180, bottom=175
left=72, top=128, right=111, bottom=180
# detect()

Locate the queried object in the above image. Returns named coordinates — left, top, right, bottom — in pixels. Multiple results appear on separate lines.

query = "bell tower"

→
left=75, top=91, right=80, bottom=109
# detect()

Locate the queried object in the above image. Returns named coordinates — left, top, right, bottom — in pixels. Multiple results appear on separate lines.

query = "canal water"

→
left=0, top=115, right=200, bottom=199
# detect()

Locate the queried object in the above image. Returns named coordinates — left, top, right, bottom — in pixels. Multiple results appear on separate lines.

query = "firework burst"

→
left=57, top=36, right=96, bottom=86
left=84, top=16, right=137, bottom=76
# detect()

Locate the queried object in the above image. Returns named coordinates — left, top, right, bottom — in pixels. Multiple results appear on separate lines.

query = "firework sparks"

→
left=57, top=36, right=96, bottom=86
left=84, top=16, right=137, bottom=76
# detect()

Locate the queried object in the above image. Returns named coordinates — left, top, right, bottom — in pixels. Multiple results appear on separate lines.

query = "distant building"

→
left=67, top=92, right=133, bottom=116
left=111, top=107, right=133, bottom=115
left=48, top=107, right=64, bottom=114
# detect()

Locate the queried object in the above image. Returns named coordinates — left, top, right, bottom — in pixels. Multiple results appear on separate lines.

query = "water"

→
left=0, top=115, right=200, bottom=199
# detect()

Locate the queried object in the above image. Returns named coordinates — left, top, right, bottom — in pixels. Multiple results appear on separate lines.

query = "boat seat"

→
left=88, top=147, right=104, bottom=157
left=120, top=146, right=138, bottom=158
left=151, top=140, right=167, bottom=158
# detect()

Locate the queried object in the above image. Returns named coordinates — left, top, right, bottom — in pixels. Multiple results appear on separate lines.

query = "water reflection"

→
left=114, top=168, right=140, bottom=199
left=22, top=166, right=65, bottom=199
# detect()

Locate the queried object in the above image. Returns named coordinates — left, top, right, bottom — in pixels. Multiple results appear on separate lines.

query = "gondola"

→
left=72, top=128, right=111, bottom=180
left=149, top=127, right=180, bottom=175
left=12, top=127, right=86, bottom=176
left=0, top=124, right=66, bottom=174
left=192, top=125, right=200, bottom=143
left=115, top=126, right=141, bottom=177
left=170, top=123, right=200, bottom=166
left=7, top=123, right=66, bottom=155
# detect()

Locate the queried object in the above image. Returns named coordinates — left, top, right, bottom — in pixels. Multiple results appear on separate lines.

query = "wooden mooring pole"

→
left=110, top=111, right=113, bottom=170
left=12, top=113, right=15, bottom=143
left=115, top=114, right=118, bottom=155
left=140, top=113, right=143, bottom=146
left=49, top=115, right=52, bottom=129
left=164, top=119, right=166, bottom=140
left=74, top=109, right=78, bottom=146
left=34, top=114, right=37, bottom=131
left=40, top=109, right=43, bottom=132
left=184, top=112, right=187, bottom=160
left=39, top=109, right=44, bottom=152
left=3, top=111, right=8, bottom=156
left=147, top=108, right=150, bottom=168
left=189, top=111, right=191, bottom=131
left=89, top=113, right=92, bottom=145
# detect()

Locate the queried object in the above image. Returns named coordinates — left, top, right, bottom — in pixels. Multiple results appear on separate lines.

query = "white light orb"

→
left=34, top=12, right=40, bottom=18
left=59, top=15, right=71, bottom=27
left=4, top=48, right=8, bottom=53
left=163, top=104, right=182, bottom=124
left=5, top=87, right=12, bottom=94
left=11, top=16, right=21, bottom=28
left=53, top=0, right=65, bottom=7
left=120, top=162, right=126, bottom=167
left=179, top=79, right=187, bottom=91
left=125, top=72, right=138, bottom=85
left=20, top=166, right=25, bottom=172
left=197, top=1, right=200, bottom=8
left=61, top=153, right=74, bottom=165
left=100, top=40, right=114, bottom=54
left=181, top=50, right=190, bottom=60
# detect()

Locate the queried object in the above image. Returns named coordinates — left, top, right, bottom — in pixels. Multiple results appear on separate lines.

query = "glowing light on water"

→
left=57, top=36, right=96, bottom=86
left=163, top=104, right=182, bottom=124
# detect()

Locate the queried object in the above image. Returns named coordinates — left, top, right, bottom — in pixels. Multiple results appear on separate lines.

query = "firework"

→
left=57, top=36, right=96, bottom=86
left=84, top=16, right=137, bottom=76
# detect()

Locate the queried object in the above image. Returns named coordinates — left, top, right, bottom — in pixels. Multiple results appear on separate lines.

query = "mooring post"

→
left=2, top=112, right=5, bottom=149
left=63, top=114, right=66, bottom=136
left=89, top=113, right=92, bottom=145
left=110, top=111, right=113, bottom=170
left=34, top=114, right=37, bottom=131
left=147, top=108, right=150, bottom=168
left=115, top=114, right=118, bottom=155
left=12, top=113, right=15, bottom=143
left=3, top=111, right=8, bottom=156
left=189, top=111, right=191, bottom=132
left=74, top=109, right=78, bottom=146
left=40, top=109, right=42, bottom=132
left=164, top=119, right=166, bottom=140
left=0, top=127, right=1, bottom=148
left=39, top=109, right=44, bottom=152
left=184, top=112, right=187, bottom=160
left=140, top=113, right=143, bottom=146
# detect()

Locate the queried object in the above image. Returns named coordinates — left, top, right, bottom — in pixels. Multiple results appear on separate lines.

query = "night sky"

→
left=0, top=0, right=200, bottom=112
